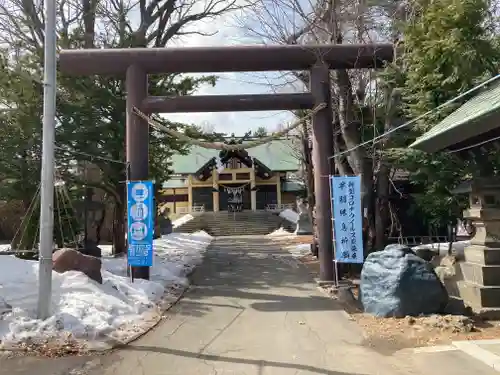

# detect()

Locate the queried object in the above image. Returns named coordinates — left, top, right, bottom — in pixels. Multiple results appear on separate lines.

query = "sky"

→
left=163, top=7, right=300, bottom=136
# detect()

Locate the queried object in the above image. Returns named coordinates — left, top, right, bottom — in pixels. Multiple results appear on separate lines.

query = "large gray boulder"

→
left=360, top=244, right=449, bottom=317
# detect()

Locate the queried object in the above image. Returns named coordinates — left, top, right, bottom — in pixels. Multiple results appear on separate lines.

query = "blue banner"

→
left=330, top=176, right=364, bottom=264
left=127, top=180, right=154, bottom=267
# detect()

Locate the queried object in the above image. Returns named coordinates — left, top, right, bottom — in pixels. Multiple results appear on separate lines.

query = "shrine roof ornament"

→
left=193, top=135, right=273, bottom=180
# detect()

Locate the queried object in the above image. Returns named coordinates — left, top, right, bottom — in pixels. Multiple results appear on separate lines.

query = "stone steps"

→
left=174, top=211, right=295, bottom=236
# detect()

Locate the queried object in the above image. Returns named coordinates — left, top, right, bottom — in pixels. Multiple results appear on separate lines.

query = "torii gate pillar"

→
left=310, top=64, right=334, bottom=282
left=126, top=65, right=150, bottom=280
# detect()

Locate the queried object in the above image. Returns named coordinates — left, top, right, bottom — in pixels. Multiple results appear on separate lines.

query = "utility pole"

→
left=37, top=0, right=57, bottom=319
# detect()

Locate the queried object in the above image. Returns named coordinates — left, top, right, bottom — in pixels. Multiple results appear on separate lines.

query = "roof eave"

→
left=410, top=110, right=500, bottom=153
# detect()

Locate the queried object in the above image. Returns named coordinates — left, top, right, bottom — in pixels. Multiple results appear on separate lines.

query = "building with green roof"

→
left=160, top=138, right=305, bottom=214
left=410, top=79, right=500, bottom=316
left=410, top=81, right=500, bottom=153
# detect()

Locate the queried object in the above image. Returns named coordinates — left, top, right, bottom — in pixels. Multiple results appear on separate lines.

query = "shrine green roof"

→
left=171, top=139, right=300, bottom=173
left=410, top=81, right=500, bottom=153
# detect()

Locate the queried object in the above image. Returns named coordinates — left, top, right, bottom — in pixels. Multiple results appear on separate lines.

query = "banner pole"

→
left=329, top=175, right=339, bottom=285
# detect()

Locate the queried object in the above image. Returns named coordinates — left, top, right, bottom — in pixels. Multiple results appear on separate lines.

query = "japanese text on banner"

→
left=330, top=175, right=364, bottom=264
left=127, top=181, right=154, bottom=267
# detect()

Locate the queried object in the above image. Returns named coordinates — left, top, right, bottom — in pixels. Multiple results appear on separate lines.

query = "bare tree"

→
left=0, top=0, right=243, bottom=51
left=0, top=0, right=244, bottom=253
left=236, top=0, right=406, bottom=251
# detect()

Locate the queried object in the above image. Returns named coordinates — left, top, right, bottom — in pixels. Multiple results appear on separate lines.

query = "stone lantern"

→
left=451, top=178, right=500, bottom=317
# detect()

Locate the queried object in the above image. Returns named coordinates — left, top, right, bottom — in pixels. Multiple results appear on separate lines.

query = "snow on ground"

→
left=283, top=241, right=472, bottom=259
left=267, top=228, right=296, bottom=237
left=283, top=243, right=311, bottom=258
left=279, top=209, right=299, bottom=224
left=411, top=240, right=470, bottom=257
left=0, top=231, right=212, bottom=347
left=172, top=214, right=194, bottom=229
left=0, top=244, right=9, bottom=253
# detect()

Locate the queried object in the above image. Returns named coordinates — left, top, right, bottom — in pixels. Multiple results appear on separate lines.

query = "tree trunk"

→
left=300, top=123, right=315, bottom=211
left=112, top=184, right=126, bottom=255
left=333, top=127, right=354, bottom=176
left=335, top=69, right=375, bottom=253
left=374, top=87, right=400, bottom=251
left=375, top=162, right=390, bottom=250
left=95, top=205, right=106, bottom=245
left=112, top=202, right=126, bottom=254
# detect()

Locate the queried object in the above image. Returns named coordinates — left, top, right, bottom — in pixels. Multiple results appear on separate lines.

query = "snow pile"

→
left=412, top=240, right=470, bottom=258
left=267, top=228, right=295, bottom=237
left=279, top=209, right=299, bottom=224
left=284, top=243, right=311, bottom=258
left=0, top=231, right=212, bottom=347
left=172, top=214, right=194, bottom=229
left=281, top=241, right=471, bottom=261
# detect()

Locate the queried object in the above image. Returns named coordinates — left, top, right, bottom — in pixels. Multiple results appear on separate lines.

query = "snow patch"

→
left=279, top=209, right=299, bottom=224
left=0, top=231, right=212, bottom=347
left=172, top=214, right=194, bottom=229
left=411, top=240, right=470, bottom=258
left=267, top=228, right=295, bottom=237
left=284, top=244, right=311, bottom=258
left=282, top=241, right=471, bottom=261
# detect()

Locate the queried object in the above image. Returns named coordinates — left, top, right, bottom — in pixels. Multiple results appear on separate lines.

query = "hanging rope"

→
left=55, top=169, right=80, bottom=247
left=218, top=182, right=250, bottom=190
left=132, top=103, right=326, bottom=151
left=10, top=183, right=41, bottom=252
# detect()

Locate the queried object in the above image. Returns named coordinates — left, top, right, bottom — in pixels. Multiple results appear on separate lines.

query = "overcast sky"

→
left=163, top=9, right=299, bottom=136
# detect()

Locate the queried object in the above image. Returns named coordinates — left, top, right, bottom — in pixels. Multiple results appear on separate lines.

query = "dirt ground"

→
left=270, top=235, right=500, bottom=350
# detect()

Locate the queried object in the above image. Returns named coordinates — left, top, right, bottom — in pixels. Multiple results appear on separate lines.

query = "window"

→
left=236, top=173, right=250, bottom=180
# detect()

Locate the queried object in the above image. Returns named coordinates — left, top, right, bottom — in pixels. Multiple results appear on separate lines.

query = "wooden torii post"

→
left=59, top=43, right=394, bottom=281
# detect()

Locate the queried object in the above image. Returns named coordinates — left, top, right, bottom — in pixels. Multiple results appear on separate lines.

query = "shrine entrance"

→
left=219, top=184, right=251, bottom=212
left=59, top=43, right=393, bottom=281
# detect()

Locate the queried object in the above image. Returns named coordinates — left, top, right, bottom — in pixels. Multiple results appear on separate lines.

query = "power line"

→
left=329, top=73, right=500, bottom=159
left=447, top=134, right=500, bottom=154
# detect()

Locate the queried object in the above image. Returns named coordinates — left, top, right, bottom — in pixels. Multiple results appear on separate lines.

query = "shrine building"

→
left=160, top=138, right=304, bottom=214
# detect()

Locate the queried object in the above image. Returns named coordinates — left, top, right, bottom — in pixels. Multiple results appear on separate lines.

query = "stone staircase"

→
left=172, top=214, right=206, bottom=233
left=174, top=211, right=295, bottom=236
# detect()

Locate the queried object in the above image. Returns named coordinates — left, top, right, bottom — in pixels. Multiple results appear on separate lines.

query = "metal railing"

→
left=265, top=203, right=295, bottom=211
left=388, top=236, right=449, bottom=246
left=176, top=205, right=205, bottom=214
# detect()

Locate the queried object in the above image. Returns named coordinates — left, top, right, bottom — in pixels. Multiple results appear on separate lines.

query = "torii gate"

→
left=59, top=44, right=394, bottom=281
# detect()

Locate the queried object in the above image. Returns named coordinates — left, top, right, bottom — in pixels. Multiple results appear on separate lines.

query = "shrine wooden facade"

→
left=160, top=138, right=303, bottom=214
